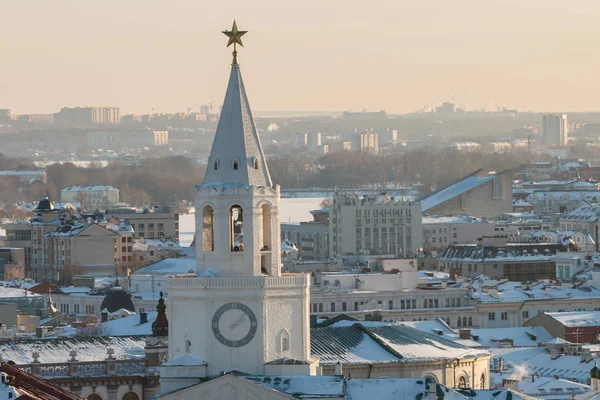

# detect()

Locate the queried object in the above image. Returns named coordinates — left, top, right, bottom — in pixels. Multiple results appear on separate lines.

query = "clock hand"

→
left=229, top=314, right=247, bottom=330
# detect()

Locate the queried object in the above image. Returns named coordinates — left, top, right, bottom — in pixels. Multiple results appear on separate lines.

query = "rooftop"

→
left=61, top=185, right=118, bottom=192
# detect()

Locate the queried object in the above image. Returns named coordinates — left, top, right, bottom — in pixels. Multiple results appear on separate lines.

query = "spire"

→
left=152, top=291, right=168, bottom=337
left=203, top=21, right=272, bottom=188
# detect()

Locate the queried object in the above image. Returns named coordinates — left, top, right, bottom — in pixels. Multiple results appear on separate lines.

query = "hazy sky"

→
left=2, top=0, right=599, bottom=115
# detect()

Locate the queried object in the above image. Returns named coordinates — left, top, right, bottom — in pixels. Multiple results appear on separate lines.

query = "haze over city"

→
left=2, top=0, right=600, bottom=115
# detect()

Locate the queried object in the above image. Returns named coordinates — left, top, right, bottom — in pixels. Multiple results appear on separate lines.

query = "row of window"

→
left=131, top=223, right=165, bottom=231
left=356, top=218, right=410, bottom=226
left=59, top=304, right=96, bottom=314
left=311, top=297, right=463, bottom=313
left=355, top=209, right=412, bottom=218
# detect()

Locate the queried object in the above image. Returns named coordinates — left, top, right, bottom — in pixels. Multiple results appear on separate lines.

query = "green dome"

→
left=590, top=363, right=598, bottom=379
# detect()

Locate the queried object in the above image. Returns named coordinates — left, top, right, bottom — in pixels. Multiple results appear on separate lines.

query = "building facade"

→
left=61, top=185, right=119, bottom=211
left=542, top=114, right=568, bottom=147
left=329, top=192, right=423, bottom=258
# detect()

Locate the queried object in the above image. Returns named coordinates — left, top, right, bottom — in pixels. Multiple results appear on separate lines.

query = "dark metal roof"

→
left=100, top=287, right=135, bottom=313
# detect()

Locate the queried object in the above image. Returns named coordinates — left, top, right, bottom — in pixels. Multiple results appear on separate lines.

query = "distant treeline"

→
left=0, top=149, right=534, bottom=207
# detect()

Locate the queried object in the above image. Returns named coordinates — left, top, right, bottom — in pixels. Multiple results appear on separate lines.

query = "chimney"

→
left=334, top=362, right=343, bottom=376
left=459, top=329, right=471, bottom=340
left=531, top=374, right=535, bottom=383
left=550, top=349, right=560, bottom=360
left=502, top=379, right=519, bottom=392
left=101, top=312, right=108, bottom=323
left=140, top=312, right=148, bottom=324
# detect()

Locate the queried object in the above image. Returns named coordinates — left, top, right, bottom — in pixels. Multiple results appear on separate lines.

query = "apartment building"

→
left=106, top=207, right=179, bottom=241
left=60, top=185, right=119, bottom=211
left=329, top=192, right=422, bottom=257
left=422, top=214, right=495, bottom=252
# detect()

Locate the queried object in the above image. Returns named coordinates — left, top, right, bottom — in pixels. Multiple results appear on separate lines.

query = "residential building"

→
left=0, top=247, right=25, bottom=280
left=292, top=132, right=321, bottom=148
left=60, top=185, right=119, bottom=211
left=329, top=192, right=423, bottom=257
left=524, top=311, right=600, bottom=344
left=438, top=236, right=567, bottom=281
left=421, top=169, right=513, bottom=218
left=106, top=206, right=179, bottom=241
left=281, top=222, right=329, bottom=260
left=422, top=214, right=495, bottom=251
left=351, top=131, right=379, bottom=154
left=153, top=130, right=169, bottom=146
left=55, top=105, right=120, bottom=126
left=559, top=206, right=600, bottom=247
left=132, top=237, right=184, bottom=271
left=543, top=114, right=568, bottom=147
left=0, top=170, right=47, bottom=185
left=43, top=221, right=118, bottom=282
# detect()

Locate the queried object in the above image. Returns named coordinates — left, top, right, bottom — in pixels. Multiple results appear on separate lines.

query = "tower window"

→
left=214, top=159, right=220, bottom=170
left=230, top=205, right=244, bottom=251
left=202, top=205, right=214, bottom=251
left=233, top=160, right=239, bottom=170
left=253, top=158, right=259, bottom=170
left=279, top=329, right=290, bottom=352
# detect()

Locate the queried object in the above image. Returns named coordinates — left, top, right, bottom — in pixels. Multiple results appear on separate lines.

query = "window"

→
left=121, top=237, right=126, bottom=243
left=354, top=302, right=359, bottom=311
left=138, top=224, right=145, bottom=230
left=501, top=312, right=508, bottom=320
left=458, top=376, right=467, bottom=388
left=230, top=205, right=244, bottom=251
left=127, top=237, right=132, bottom=243
left=318, top=303, right=323, bottom=312
left=253, top=158, right=259, bottom=170
left=148, top=223, right=154, bottom=230
left=214, top=158, right=220, bottom=170
left=331, top=303, right=335, bottom=312
left=412, top=300, right=416, bottom=309
left=480, top=373, right=486, bottom=389
left=488, top=312, right=496, bottom=320
left=388, top=300, right=393, bottom=310
left=457, top=317, right=462, bottom=327
left=522, top=311, right=529, bottom=319
left=401, top=300, right=405, bottom=309
left=121, top=246, right=126, bottom=252
left=468, top=316, right=472, bottom=326
left=74, top=304, right=80, bottom=314
left=158, top=223, right=164, bottom=231
left=493, top=176, right=504, bottom=199
left=202, top=205, right=214, bottom=252
left=342, top=302, right=347, bottom=311
left=279, top=329, right=290, bottom=352
left=233, top=160, right=239, bottom=170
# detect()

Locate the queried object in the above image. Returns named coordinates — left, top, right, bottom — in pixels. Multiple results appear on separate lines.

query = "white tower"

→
left=160, top=21, right=317, bottom=395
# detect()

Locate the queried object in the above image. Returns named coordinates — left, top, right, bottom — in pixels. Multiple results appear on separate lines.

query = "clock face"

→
left=212, top=302, right=258, bottom=348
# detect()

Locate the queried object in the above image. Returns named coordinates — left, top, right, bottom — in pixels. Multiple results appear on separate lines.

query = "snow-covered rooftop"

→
left=421, top=170, right=501, bottom=212
left=132, top=258, right=196, bottom=276
left=546, top=311, right=600, bottom=328
left=422, top=214, right=488, bottom=225
left=61, top=185, right=118, bottom=192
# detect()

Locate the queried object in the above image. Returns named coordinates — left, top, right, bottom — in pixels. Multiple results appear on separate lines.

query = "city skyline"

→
left=2, top=1, right=600, bottom=115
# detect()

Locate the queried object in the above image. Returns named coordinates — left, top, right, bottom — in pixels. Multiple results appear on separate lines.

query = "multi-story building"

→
left=422, top=214, right=495, bottom=252
left=281, top=222, right=329, bottom=260
left=351, top=131, right=379, bottom=154
left=60, top=185, right=119, bottom=211
left=559, top=205, right=600, bottom=243
left=438, top=235, right=568, bottom=281
left=292, top=132, right=321, bottom=149
left=106, top=206, right=179, bottom=241
left=55, top=106, right=119, bottom=126
left=152, top=130, right=169, bottom=146
left=329, top=192, right=423, bottom=257
left=0, top=170, right=47, bottom=185
left=542, top=114, right=568, bottom=147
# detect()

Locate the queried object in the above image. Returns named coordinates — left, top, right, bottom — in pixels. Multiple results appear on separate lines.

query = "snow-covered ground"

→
left=178, top=197, right=325, bottom=247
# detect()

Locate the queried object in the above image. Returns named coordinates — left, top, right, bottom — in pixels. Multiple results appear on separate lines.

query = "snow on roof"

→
left=517, top=376, right=589, bottom=398
left=162, top=354, right=206, bottom=366
left=546, top=311, right=600, bottom=327
left=345, top=379, right=431, bottom=400
left=471, top=282, right=600, bottom=304
left=490, top=347, right=595, bottom=382
left=133, top=257, right=196, bottom=276
left=0, top=170, right=45, bottom=176
left=0, top=336, right=146, bottom=364
left=468, top=327, right=552, bottom=347
left=100, top=310, right=157, bottom=336
left=245, top=375, right=345, bottom=397
left=132, top=238, right=180, bottom=251
left=527, top=191, right=600, bottom=204
left=422, top=214, right=488, bottom=225
left=0, top=286, right=41, bottom=299
left=61, top=185, right=118, bottom=192
left=560, top=205, right=600, bottom=222
left=421, top=171, right=499, bottom=212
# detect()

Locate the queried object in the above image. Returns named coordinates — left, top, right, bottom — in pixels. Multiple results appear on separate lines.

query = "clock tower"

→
left=160, top=21, right=318, bottom=395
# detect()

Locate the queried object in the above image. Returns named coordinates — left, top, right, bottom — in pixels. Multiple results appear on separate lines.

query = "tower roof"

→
left=203, top=45, right=272, bottom=187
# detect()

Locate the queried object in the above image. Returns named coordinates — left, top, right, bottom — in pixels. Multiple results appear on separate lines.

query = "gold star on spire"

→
left=222, top=20, right=247, bottom=65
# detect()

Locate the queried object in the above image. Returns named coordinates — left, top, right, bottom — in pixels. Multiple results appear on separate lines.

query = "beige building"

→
left=132, top=237, right=183, bottom=271
left=106, top=207, right=179, bottom=241
left=153, top=130, right=169, bottom=146
left=422, top=215, right=495, bottom=252
left=329, top=192, right=423, bottom=257
left=351, top=131, right=379, bottom=154
left=420, top=169, right=513, bottom=218
left=44, top=222, right=118, bottom=282
left=60, top=185, right=119, bottom=211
